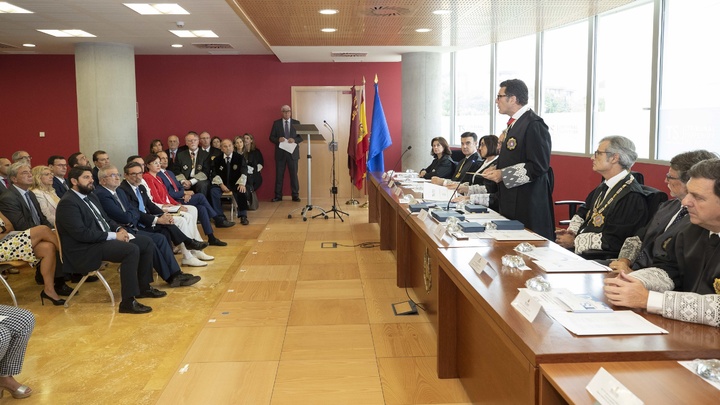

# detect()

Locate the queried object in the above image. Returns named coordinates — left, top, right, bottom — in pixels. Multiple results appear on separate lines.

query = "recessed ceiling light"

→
left=169, top=30, right=218, bottom=38
left=319, top=9, right=338, bottom=15
left=37, top=29, right=96, bottom=38
left=171, top=44, right=183, bottom=48
left=321, top=28, right=337, bottom=33
left=432, top=10, right=451, bottom=15
left=415, top=28, right=432, bottom=33
left=124, top=3, right=189, bottom=15
left=22, top=43, right=35, bottom=47
left=0, top=2, right=33, bottom=13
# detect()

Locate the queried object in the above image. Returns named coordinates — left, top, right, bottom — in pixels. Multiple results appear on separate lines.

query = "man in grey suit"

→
left=609, top=150, right=718, bottom=276
left=269, top=104, right=302, bottom=202
left=605, top=158, right=720, bottom=327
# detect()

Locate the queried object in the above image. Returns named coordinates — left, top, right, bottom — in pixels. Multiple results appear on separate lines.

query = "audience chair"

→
left=53, top=228, right=115, bottom=308
left=220, top=190, right=239, bottom=219
left=0, top=262, right=20, bottom=306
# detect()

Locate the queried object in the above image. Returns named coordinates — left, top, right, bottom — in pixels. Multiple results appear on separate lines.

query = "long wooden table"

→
left=368, top=172, right=720, bottom=404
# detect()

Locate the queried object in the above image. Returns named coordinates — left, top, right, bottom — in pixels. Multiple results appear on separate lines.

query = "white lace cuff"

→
left=574, top=232, right=602, bottom=254
left=628, top=267, right=674, bottom=292
left=618, top=236, right=642, bottom=262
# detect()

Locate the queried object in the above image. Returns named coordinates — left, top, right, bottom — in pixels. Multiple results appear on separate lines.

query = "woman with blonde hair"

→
left=29, top=165, right=60, bottom=226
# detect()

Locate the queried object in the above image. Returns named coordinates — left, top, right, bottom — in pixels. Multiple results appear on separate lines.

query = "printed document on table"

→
left=279, top=140, right=297, bottom=154
left=548, top=311, right=668, bottom=336
left=422, top=183, right=454, bottom=201
left=484, top=229, right=545, bottom=241
left=534, top=259, right=611, bottom=273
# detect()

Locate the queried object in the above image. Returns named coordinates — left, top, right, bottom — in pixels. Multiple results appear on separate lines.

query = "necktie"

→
left=190, top=151, right=196, bottom=168
left=2, top=178, right=8, bottom=188
left=84, top=197, right=110, bottom=232
left=170, top=150, right=175, bottom=161
left=507, top=117, right=516, bottom=127
left=596, top=183, right=609, bottom=201
left=113, top=192, right=126, bottom=212
left=284, top=120, right=289, bottom=137
left=226, top=156, right=232, bottom=184
left=135, top=187, right=146, bottom=213
left=710, top=233, right=720, bottom=248
left=63, top=179, right=70, bottom=190
left=668, top=206, right=688, bottom=228
left=162, top=171, right=179, bottom=192
left=24, top=192, right=41, bottom=226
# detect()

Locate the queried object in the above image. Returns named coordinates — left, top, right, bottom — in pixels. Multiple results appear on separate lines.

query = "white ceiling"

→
left=0, top=0, right=637, bottom=62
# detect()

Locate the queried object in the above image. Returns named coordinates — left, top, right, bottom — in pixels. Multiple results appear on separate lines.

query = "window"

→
left=440, top=52, right=452, bottom=142
left=594, top=1, right=654, bottom=158
left=542, top=21, right=589, bottom=153
left=657, top=0, right=720, bottom=160
left=496, top=34, right=537, bottom=134
left=455, top=45, right=492, bottom=142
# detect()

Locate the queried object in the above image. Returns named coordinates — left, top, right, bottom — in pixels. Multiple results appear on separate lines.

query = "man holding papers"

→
left=269, top=104, right=302, bottom=202
left=605, top=158, right=720, bottom=327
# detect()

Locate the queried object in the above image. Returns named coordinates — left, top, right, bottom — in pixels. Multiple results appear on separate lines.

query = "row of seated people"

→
left=0, top=138, right=254, bottom=313
left=156, top=131, right=264, bottom=210
left=418, top=133, right=720, bottom=327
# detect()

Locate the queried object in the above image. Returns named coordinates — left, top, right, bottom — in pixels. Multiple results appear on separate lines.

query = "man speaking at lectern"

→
left=269, top=104, right=302, bottom=202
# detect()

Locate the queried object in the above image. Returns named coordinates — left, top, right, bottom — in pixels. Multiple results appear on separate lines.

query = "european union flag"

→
left=366, top=75, right=392, bottom=173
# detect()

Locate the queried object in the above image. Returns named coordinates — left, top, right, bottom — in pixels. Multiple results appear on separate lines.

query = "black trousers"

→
left=274, top=153, right=299, bottom=198
left=98, top=235, right=154, bottom=300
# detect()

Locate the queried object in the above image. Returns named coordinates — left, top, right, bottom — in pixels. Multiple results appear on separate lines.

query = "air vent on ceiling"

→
left=331, top=52, right=368, bottom=58
left=192, top=43, right=234, bottom=49
left=367, top=6, right=410, bottom=17
left=0, top=42, right=18, bottom=49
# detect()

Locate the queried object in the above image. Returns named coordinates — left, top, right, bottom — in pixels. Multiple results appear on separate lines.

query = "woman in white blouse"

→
left=30, top=166, right=60, bottom=226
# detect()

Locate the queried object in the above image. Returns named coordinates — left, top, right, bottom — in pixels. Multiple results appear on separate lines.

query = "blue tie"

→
left=135, top=187, right=146, bottom=213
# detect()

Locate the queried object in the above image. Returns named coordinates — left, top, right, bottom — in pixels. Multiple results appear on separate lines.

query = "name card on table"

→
left=469, top=252, right=496, bottom=278
left=418, top=209, right=429, bottom=221
left=388, top=179, right=395, bottom=188
left=433, top=223, right=446, bottom=240
left=511, top=289, right=543, bottom=322
left=393, top=186, right=402, bottom=197
left=586, top=367, right=644, bottom=405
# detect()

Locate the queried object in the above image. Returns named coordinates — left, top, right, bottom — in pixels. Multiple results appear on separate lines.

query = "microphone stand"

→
left=323, top=121, right=349, bottom=221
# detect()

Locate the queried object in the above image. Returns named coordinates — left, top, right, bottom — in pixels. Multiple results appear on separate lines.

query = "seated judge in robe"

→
left=604, top=158, right=720, bottom=327
left=556, top=136, right=648, bottom=254
left=608, top=150, right=717, bottom=275
left=454, top=135, right=500, bottom=211
left=431, top=132, right=481, bottom=185
left=418, top=137, right=454, bottom=180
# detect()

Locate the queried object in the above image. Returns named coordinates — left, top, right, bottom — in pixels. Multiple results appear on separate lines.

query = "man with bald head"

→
left=165, top=134, right=187, bottom=167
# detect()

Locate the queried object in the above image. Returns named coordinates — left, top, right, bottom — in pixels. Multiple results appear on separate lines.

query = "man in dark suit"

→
left=213, top=139, right=249, bottom=225
left=48, top=155, right=70, bottom=198
left=55, top=166, right=165, bottom=314
left=0, top=158, right=11, bottom=194
left=483, top=79, right=555, bottom=240
left=0, top=161, right=73, bottom=294
left=94, top=164, right=201, bottom=287
left=269, top=104, right=302, bottom=202
left=165, top=134, right=187, bottom=168
left=172, top=131, right=234, bottom=228
left=155, top=151, right=226, bottom=246
left=605, top=158, right=720, bottom=327
left=91, top=150, right=110, bottom=184
left=199, top=131, right=222, bottom=161
left=608, top=150, right=717, bottom=275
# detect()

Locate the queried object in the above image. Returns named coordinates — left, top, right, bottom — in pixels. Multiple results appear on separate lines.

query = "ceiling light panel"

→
left=0, top=2, right=33, bottom=13
left=124, top=3, right=189, bottom=15
left=37, top=29, right=96, bottom=37
left=169, top=30, right=219, bottom=38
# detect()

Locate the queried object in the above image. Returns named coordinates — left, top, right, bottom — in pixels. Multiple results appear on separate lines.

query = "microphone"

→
left=446, top=161, right=476, bottom=211
left=391, top=145, right=413, bottom=173
left=324, top=120, right=337, bottom=151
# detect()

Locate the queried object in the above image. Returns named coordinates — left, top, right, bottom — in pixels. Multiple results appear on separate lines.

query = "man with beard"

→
left=56, top=166, right=165, bottom=314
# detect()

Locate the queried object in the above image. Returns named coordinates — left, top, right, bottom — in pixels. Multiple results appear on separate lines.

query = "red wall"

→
left=1, top=55, right=79, bottom=162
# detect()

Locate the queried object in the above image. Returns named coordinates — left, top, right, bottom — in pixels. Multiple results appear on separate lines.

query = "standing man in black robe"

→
left=483, top=79, right=555, bottom=239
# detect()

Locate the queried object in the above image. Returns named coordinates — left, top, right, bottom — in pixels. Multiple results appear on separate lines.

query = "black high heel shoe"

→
left=40, top=290, right=66, bottom=306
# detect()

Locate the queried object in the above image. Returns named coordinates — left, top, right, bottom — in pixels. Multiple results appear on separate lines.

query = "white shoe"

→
left=182, top=257, right=208, bottom=267
left=193, top=250, right=215, bottom=261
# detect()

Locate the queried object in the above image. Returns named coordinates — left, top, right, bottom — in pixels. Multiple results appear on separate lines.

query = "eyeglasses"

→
left=106, top=173, right=121, bottom=178
left=593, top=150, right=614, bottom=158
left=496, top=94, right=510, bottom=99
left=665, top=173, right=680, bottom=181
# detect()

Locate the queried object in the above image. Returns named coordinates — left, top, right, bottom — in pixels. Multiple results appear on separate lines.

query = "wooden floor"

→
left=4, top=197, right=470, bottom=405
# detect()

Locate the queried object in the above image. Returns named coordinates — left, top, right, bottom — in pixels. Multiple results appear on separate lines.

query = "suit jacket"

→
left=269, top=118, right=302, bottom=160
left=213, top=152, right=247, bottom=187
left=496, top=108, right=555, bottom=240
left=633, top=199, right=689, bottom=270
left=201, top=146, right=222, bottom=162
left=421, top=155, right=454, bottom=179
left=451, top=152, right=481, bottom=182
left=52, top=176, right=69, bottom=198
left=94, top=185, right=142, bottom=228
left=31, top=189, right=59, bottom=226
left=117, top=180, right=164, bottom=228
left=55, top=190, right=121, bottom=274
left=158, top=169, right=185, bottom=202
left=172, top=148, right=211, bottom=182
left=0, top=185, right=52, bottom=230
left=165, top=145, right=188, bottom=168
left=0, top=177, right=8, bottom=194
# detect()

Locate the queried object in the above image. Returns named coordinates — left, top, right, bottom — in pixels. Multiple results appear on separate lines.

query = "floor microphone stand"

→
left=324, top=122, right=349, bottom=221
left=288, top=124, right=327, bottom=221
